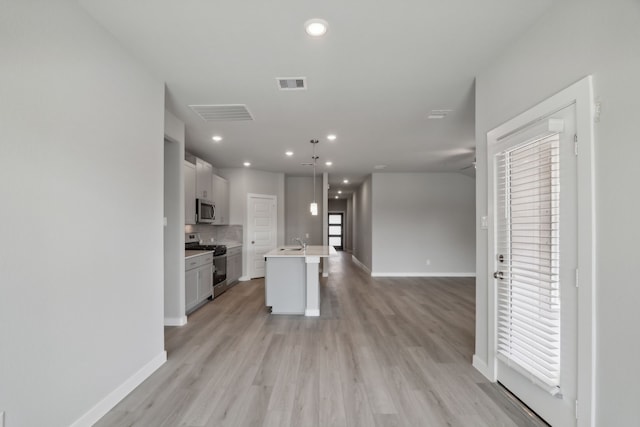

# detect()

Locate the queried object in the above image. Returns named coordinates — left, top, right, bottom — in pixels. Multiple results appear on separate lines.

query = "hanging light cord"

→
left=312, top=140, right=317, bottom=204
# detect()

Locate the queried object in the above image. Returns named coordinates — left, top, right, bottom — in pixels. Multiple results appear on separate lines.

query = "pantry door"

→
left=488, top=104, right=578, bottom=427
left=247, top=194, right=277, bottom=279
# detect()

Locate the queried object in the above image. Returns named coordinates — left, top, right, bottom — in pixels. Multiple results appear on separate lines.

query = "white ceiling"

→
left=79, top=0, right=555, bottom=197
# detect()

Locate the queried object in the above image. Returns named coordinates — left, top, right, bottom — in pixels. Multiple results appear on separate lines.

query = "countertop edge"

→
left=265, top=245, right=338, bottom=258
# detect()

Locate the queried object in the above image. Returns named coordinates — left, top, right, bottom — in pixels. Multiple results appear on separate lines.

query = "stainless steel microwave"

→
left=196, top=198, right=215, bottom=224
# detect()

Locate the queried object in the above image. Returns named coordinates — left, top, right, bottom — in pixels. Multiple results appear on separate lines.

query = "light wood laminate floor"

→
left=96, top=252, right=547, bottom=427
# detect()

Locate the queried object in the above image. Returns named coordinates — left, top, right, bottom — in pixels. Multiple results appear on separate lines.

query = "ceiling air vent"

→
left=427, top=109, right=453, bottom=119
left=276, top=77, right=307, bottom=91
left=188, top=104, right=254, bottom=121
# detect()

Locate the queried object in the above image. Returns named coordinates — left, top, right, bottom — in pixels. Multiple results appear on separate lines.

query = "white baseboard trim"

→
left=239, top=275, right=251, bottom=281
left=371, top=272, right=476, bottom=278
left=472, top=354, right=493, bottom=381
left=70, top=350, right=167, bottom=427
left=305, top=309, right=320, bottom=317
left=351, top=256, right=371, bottom=274
left=164, top=316, right=187, bottom=326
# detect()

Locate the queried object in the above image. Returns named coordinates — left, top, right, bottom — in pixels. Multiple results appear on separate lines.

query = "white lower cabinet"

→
left=227, top=246, right=242, bottom=285
left=185, top=253, right=213, bottom=313
left=185, top=268, right=199, bottom=311
left=198, top=264, right=213, bottom=301
left=265, top=256, right=306, bottom=314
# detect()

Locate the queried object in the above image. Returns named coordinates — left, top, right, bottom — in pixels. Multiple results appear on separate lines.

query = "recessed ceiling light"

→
left=327, top=134, right=337, bottom=141
left=338, top=190, right=342, bottom=194
left=343, top=179, right=349, bottom=184
left=335, top=196, right=339, bottom=199
left=325, top=161, right=333, bottom=166
left=305, top=19, right=328, bottom=37
left=212, top=135, right=223, bottom=142
left=285, top=151, right=294, bottom=156
left=374, top=164, right=387, bottom=169
left=243, top=162, right=251, bottom=167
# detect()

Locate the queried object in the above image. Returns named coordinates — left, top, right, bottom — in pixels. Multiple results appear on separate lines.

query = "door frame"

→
left=486, top=76, right=595, bottom=426
left=328, top=211, right=344, bottom=250
left=246, top=193, right=277, bottom=279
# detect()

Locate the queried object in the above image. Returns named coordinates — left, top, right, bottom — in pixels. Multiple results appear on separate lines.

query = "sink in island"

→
left=264, top=245, right=337, bottom=316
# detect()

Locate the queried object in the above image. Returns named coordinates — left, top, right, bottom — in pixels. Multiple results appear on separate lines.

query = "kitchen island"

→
left=264, top=245, right=337, bottom=316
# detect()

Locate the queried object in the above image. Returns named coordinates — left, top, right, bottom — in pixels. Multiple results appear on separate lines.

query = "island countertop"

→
left=265, top=245, right=338, bottom=258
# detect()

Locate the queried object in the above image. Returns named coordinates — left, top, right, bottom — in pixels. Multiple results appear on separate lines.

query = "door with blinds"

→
left=489, top=105, right=577, bottom=426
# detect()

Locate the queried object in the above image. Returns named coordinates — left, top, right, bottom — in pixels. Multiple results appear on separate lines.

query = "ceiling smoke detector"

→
left=276, top=77, right=307, bottom=91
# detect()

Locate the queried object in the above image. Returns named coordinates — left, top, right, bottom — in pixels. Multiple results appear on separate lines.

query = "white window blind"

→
left=496, top=133, right=562, bottom=394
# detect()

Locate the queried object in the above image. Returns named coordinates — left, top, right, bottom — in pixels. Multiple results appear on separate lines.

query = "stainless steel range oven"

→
left=184, top=233, right=228, bottom=297
left=213, top=252, right=227, bottom=297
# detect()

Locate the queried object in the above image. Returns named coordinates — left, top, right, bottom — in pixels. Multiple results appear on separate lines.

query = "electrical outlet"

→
left=480, top=216, right=488, bottom=229
left=305, top=233, right=309, bottom=238
left=426, top=259, right=431, bottom=266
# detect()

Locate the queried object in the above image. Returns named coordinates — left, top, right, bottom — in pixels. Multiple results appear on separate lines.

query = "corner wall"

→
left=353, top=176, right=373, bottom=270
left=163, top=110, right=186, bottom=326
left=474, top=0, right=640, bottom=423
left=0, top=1, right=166, bottom=425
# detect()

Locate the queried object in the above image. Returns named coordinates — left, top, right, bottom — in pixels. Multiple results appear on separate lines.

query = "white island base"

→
left=264, top=245, right=337, bottom=316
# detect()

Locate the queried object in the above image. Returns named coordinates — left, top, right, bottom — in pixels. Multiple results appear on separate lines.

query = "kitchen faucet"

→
left=294, top=237, right=307, bottom=249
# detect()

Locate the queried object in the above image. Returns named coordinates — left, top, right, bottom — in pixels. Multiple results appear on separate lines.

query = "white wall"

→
left=285, top=176, right=324, bottom=245
left=353, top=176, right=373, bottom=270
left=372, top=173, right=475, bottom=275
left=0, top=1, right=166, bottom=426
left=346, top=196, right=353, bottom=252
left=218, top=168, right=285, bottom=278
left=474, top=0, right=640, bottom=424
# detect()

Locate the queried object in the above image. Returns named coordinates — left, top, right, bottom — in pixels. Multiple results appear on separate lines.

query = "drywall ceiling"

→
left=79, top=0, right=555, bottom=197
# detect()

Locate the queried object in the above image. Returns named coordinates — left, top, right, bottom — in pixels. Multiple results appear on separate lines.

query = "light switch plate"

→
left=480, top=216, right=488, bottom=229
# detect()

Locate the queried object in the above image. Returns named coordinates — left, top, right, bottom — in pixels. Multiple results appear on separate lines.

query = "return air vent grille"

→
left=276, top=77, right=307, bottom=90
left=427, top=109, right=453, bottom=119
left=188, top=104, right=254, bottom=121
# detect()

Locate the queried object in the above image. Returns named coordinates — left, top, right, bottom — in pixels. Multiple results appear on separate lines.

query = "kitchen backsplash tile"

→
left=214, top=224, right=242, bottom=243
left=184, top=224, right=242, bottom=245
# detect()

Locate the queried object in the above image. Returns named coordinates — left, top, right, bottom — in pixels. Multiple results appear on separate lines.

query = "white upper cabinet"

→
left=195, top=158, right=213, bottom=200
left=184, top=160, right=196, bottom=225
left=185, top=153, right=229, bottom=226
left=212, top=174, right=229, bottom=225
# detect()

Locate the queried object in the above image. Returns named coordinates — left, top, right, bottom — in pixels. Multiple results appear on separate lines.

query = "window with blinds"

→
left=495, top=132, right=561, bottom=394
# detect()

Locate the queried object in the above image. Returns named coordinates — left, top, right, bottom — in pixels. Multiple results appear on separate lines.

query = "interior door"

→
left=489, top=105, right=578, bottom=426
left=247, top=194, right=277, bottom=279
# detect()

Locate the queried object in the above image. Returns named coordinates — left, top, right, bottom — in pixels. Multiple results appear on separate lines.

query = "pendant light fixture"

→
left=310, top=139, right=319, bottom=216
